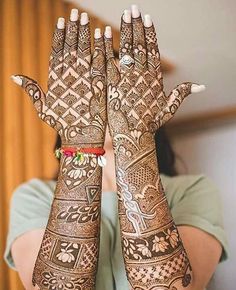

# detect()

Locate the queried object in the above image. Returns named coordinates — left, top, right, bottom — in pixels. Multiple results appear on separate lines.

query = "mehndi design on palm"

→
left=12, top=10, right=106, bottom=290
left=105, top=8, right=205, bottom=145
left=104, top=5, right=205, bottom=289
left=12, top=11, right=106, bottom=147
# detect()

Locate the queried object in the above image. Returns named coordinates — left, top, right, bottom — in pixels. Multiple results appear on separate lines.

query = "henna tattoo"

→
left=13, top=11, right=106, bottom=290
left=15, top=19, right=106, bottom=147
left=31, top=153, right=103, bottom=290
left=104, top=8, right=196, bottom=289
left=117, top=167, right=156, bottom=236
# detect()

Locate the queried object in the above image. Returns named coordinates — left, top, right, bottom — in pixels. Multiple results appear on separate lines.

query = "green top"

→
left=4, top=174, right=229, bottom=290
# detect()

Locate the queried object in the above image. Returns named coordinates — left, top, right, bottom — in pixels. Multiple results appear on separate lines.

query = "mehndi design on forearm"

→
left=12, top=9, right=106, bottom=290
left=104, top=5, right=205, bottom=290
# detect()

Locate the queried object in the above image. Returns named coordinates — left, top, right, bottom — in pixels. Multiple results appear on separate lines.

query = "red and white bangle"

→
left=55, top=147, right=106, bottom=167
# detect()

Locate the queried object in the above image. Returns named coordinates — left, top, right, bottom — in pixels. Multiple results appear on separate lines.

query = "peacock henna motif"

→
left=104, top=6, right=205, bottom=290
left=12, top=9, right=106, bottom=290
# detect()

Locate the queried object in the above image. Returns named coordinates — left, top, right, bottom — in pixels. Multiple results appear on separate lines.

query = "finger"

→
left=91, top=28, right=106, bottom=79
left=63, top=9, right=79, bottom=72
left=11, top=75, right=45, bottom=115
left=131, top=5, right=147, bottom=71
left=157, top=83, right=206, bottom=126
left=104, top=26, right=120, bottom=86
left=144, top=14, right=162, bottom=84
left=49, top=17, right=65, bottom=79
left=119, top=9, right=134, bottom=74
left=91, top=29, right=106, bottom=120
left=77, top=12, right=91, bottom=72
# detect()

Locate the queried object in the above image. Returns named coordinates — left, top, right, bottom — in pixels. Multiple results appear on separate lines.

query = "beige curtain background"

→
left=0, top=0, right=120, bottom=289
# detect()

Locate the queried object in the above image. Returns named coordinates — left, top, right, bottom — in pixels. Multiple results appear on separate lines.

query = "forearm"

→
left=115, top=139, right=193, bottom=290
left=32, top=154, right=102, bottom=290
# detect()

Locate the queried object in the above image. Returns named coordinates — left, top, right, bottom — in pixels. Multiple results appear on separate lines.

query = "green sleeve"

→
left=3, top=179, right=55, bottom=269
left=161, top=174, right=229, bottom=262
left=4, top=179, right=117, bottom=290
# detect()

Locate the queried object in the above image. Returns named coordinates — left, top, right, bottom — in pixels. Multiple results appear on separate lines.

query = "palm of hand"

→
left=105, top=15, right=199, bottom=153
left=13, top=18, right=106, bottom=146
left=45, top=59, right=106, bottom=145
left=108, top=68, right=166, bottom=148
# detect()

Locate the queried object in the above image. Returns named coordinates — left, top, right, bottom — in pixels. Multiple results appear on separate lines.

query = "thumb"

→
left=166, top=82, right=206, bottom=115
left=156, top=82, right=206, bottom=128
left=11, top=74, right=45, bottom=114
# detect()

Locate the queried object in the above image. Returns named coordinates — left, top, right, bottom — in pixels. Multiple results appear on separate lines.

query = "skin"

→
left=10, top=5, right=222, bottom=290
left=11, top=134, right=222, bottom=290
left=12, top=9, right=107, bottom=290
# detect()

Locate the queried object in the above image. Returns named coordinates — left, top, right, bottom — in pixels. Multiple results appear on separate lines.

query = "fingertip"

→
left=70, top=8, right=79, bottom=21
left=144, top=14, right=152, bottom=28
left=131, top=4, right=140, bottom=18
left=57, top=17, right=65, bottom=29
left=123, top=9, right=131, bottom=23
left=80, top=12, right=89, bottom=25
left=94, top=28, right=102, bottom=39
left=191, top=84, right=206, bottom=93
left=11, top=75, right=23, bottom=86
left=105, top=26, right=112, bottom=38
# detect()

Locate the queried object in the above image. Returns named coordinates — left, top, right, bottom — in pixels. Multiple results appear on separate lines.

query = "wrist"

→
left=56, top=145, right=107, bottom=167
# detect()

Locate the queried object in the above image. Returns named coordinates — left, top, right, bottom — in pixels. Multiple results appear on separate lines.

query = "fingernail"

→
left=57, top=17, right=65, bottom=29
left=70, top=9, right=79, bottom=21
left=131, top=4, right=140, bottom=18
left=11, top=75, right=23, bottom=86
left=80, top=12, right=89, bottom=25
left=94, top=28, right=102, bottom=39
left=144, top=14, right=152, bottom=27
left=123, top=9, right=131, bottom=23
left=105, top=26, right=112, bottom=38
left=191, top=84, right=206, bottom=93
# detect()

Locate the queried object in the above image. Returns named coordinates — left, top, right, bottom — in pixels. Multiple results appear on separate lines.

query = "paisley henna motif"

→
left=12, top=10, right=106, bottom=290
left=104, top=7, right=203, bottom=289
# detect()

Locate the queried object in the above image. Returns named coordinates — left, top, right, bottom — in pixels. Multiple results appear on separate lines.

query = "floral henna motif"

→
left=40, top=271, right=88, bottom=290
left=12, top=11, right=106, bottom=290
left=122, top=225, right=181, bottom=261
left=104, top=6, right=205, bottom=289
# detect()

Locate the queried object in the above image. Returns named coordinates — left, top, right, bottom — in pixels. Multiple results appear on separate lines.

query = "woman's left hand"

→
left=104, top=5, right=205, bottom=150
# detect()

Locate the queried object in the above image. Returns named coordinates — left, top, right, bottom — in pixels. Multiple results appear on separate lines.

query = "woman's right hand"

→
left=11, top=9, right=107, bottom=147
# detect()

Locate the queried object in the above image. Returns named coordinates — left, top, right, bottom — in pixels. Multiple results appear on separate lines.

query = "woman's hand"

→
left=12, top=9, right=107, bottom=147
left=105, top=5, right=205, bottom=152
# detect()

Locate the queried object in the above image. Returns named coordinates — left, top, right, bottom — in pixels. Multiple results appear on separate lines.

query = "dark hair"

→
left=154, top=127, right=177, bottom=176
left=54, top=127, right=177, bottom=177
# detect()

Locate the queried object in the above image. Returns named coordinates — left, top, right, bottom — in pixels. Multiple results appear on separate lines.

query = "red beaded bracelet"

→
left=62, top=147, right=105, bottom=156
left=55, top=147, right=106, bottom=167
